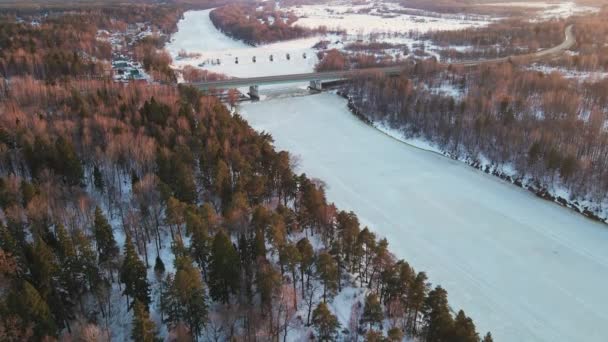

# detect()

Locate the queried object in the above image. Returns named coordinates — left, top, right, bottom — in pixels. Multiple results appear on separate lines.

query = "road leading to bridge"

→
left=190, top=25, right=575, bottom=91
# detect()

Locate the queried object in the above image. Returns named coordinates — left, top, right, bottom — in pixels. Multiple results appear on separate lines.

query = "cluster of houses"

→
left=97, top=23, right=155, bottom=83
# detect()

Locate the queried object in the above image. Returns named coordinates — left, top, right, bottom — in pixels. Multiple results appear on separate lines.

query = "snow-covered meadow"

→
left=484, top=1, right=597, bottom=19
left=239, top=93, right=608, bottom=342
left=288, top=2, right=490, bottom=34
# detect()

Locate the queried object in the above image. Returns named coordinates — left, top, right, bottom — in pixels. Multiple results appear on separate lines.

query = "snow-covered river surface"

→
left=169, top=9, right=608, bottom=342
left=240, top=94, right=608, bottom=342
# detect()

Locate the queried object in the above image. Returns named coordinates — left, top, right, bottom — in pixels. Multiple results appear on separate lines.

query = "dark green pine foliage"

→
left=280, top=243, right=300, bottom=307
left=6, top=280, right=56, bottom=339
left=131, top=299, right=160, bottom=342
left=93, top=165, right=104, bottom=191
left=154, top=255, right=165, bottom=277
left=161, top=256, right=208, bottom=339
left=311, top=302, right=340, bottom=341
left=482, top=332, right=494, bottom=342
left=120, top=235, right=150, bottom=310
left=93, top=207, right=119, bottom=266
left=54, top=137, right=84, bottom=186
left=452, top=310, right=479, bottom=342
left=316, top=252, right=338, bottom=302
left=296, top=237, right=314, bottom=299
left=28, top=236, right=57, bottom=299
left=422, top=286, right=454, bottom=342
left=361, top=293, right=384, bottom=331
left=186, top=211, right=210, bottom=279
left=208, top=230, right=240, bottom=303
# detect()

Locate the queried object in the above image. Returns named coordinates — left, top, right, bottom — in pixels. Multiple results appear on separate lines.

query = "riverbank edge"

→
left=337, top=90, right=608, bottom=226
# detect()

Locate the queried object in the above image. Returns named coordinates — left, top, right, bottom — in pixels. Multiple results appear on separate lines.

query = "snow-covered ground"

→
left=288, top=2, right=490, bottom=34
left=239, top=93, right=608, bottom=342
left=527, top=64, right=608, bottom=81
left=484, top=1, right=597, bottom=18
left=166, top=9, right=319, bottom=78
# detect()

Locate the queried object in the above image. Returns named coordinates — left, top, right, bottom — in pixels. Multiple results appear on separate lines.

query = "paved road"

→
left=190, top=25, right=575, bottom=90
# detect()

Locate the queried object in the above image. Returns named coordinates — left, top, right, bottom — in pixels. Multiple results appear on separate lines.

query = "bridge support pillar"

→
left=309, top=80, right=322, bottom=92
left=248, top=85, right=260, bottom=101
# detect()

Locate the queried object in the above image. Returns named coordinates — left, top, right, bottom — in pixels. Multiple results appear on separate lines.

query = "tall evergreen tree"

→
left=120, top=235, right=150, bottom=310
left=279, top=243, right=300, bottom=307
left=311, top=302, right=340, bottom=341
left=161, top=257, right=208, bottom=340
left=6, top=280, right=56, bottom=339
left=361, top=293, right=383, bottom=331
left=296, top=237, right=314, bottom=298
left=93, top=165, right=104, bottom=191
left=208, top=230, right=240, bottom=304
left=452, top=310, right=479, bottom=342
left=316, top=252, right=338, bottom=302
left=131, top=299, right=159, bottom=342
left=422, top=286, right=453, bottom=342
left=93, top=207, right=118, bottom=267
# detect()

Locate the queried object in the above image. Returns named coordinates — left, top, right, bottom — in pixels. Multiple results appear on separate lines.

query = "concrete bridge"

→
left=190, top=66, right=404, bottom=99
left=189, top=25, right=574, bottom=100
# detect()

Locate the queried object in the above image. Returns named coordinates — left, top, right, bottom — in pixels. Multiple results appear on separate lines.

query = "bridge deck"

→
left=191, top=66, right=404, bottom=90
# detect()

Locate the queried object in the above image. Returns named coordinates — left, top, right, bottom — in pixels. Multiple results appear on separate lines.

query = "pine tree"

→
left=54, top=136, right=84, bottom=186
left=256, top=258, right=281, bottom=315
left=93, top=165, right=104, bottom=191
left=312, top=302, right=340, bottom=341
left=93, top=207, right=118, bottom=267
left=173, top=256, right=208, bottom=339
left=280, top=243, right=300, bottom=307
left=316, top=252, right=338, bottom=302
left=422, top=286, right=453, bottom=342
left=6, top=280, right=56, bottom=338
left=296, top=237, right=314, bottom=299
left=186, top=211, right=209, bottom=279
left=120, top=235, right=150, bottom=310
left=154, top=255, right=165, bottom=278
left=131, top=299, right=159, bottom=342
left=161, top=257, right=208, bottom=340
left=361, top=293, right=383, bottom=331
left=29, top=236, right=57, bottom=299
left=482, top=332, right=494, bottom=342
left=452, top=310, right=479, bottom=342
left=208, top=230, right=240, bottom=303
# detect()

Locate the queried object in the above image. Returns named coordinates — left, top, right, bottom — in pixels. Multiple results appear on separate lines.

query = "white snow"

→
left=527, top=64, right=608, bottom=81
left=485, top=1, right=597, bottom=18
left=166, top=9, right=319, bottom=78
left=289, top=3, right=490, bottom=34
left=239, top=93, right=608, bottom=342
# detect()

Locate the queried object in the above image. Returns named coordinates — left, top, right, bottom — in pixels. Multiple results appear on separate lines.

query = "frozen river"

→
left=169, top=9, right=608, bottom=342
left=240, top=94, right=608, bottom=342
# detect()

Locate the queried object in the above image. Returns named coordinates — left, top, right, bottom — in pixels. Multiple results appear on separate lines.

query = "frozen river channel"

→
left=239, top=94, right=608, bottom=342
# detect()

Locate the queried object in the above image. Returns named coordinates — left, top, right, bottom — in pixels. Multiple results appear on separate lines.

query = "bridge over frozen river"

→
left=189, top=66, right=404, bottom=98
left=188, top=25, right=574, bottom=100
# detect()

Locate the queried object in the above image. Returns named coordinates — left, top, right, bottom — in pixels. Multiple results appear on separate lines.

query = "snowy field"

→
left=484, top=1, right=597, bottom=18
left=288, top=2, right=490, bottom=34
left=528, top=63, right=608, bottom=81
left=239, top=93, right=608, bottom=342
